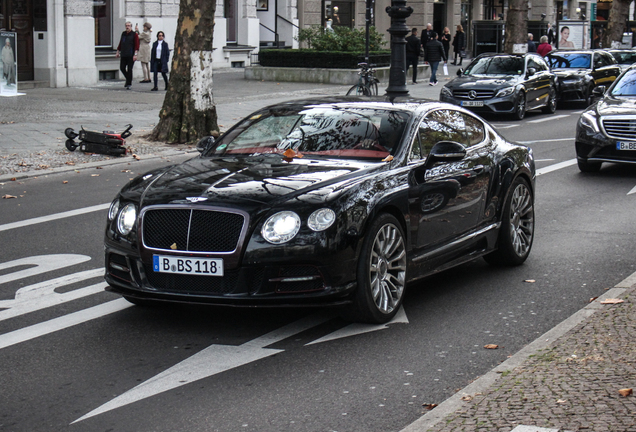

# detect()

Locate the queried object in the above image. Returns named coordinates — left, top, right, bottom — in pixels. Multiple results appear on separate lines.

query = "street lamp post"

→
left=385, top=0, right=413, bottom=97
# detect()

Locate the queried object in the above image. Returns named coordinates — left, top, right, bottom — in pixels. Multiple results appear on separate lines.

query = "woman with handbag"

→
left=452, top=25, right=466, bottom=66
left=150, top=31, right=170, bottom=91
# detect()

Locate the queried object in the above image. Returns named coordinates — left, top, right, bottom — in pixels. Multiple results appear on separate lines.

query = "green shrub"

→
left=296, top=25, right=386, bottom=52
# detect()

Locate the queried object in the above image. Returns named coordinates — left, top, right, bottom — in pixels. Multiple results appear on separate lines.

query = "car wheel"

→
left=542, top=87, right=557, bottom=114
left=484, top=177, right=534, bottom=266
left=344, top=213, right=407, bottom=324
left=577, top=158, right=602, bottom=173
left=513, top=92, right=526, bottom=120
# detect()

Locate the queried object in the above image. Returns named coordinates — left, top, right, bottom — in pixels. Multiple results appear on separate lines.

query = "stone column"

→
left=65, top=0, right=97, bottom=86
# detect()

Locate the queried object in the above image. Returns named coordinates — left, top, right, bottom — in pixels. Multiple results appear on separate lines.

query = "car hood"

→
left=128, top=155, right=383, bottom=209
left=596, top=95, right=636, bottom=116
left=445, top=74, right=521, bottom=89
left=553, top=68, right=590, bottom=78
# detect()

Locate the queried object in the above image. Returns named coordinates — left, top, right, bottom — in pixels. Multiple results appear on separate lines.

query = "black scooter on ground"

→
left=64, top=124, right=132, bottom=156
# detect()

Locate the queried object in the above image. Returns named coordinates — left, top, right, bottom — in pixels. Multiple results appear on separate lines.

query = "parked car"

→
left=104, top=97, right=536, bottom=324
left=607, top=49, right=636, bottom=72
left=440, top=52, right=557, bottom=120
left=576, top=65, right=636, bottom=172
left=545, top=50, right=621, bottom=105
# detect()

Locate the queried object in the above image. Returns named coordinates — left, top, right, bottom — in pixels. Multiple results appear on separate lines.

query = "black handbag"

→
left=460, top=50, right=467, bottom=58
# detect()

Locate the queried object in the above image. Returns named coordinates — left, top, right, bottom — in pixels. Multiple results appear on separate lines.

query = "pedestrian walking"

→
left=527, top=33, right=537, bottom=52
left=536, top=35, right=552, bottom=56
left=405, top=28, right=421, bottom=84
left=136, top=22, right=152, bottom=83
left=547, top=23, right=555, bottom=45
left=150, top=31, right=170, bottom=91
left=425, top=32, right=447, bottom=86
left=452, top=25, right=465, bottom=65
left=116, top=22, right=139, bottom=90
left=440, top=27, right=452, bottom=60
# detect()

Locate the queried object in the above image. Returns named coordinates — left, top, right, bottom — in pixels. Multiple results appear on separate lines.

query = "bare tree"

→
left=503, top=0, right=529, bottom=54
left=602, top=0, right=633, bottom=48
left=149, top=0, right=219, bottom=143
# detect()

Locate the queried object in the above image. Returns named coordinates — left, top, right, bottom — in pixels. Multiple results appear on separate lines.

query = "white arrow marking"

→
left=628, top=185, right=636, bottom=195
left=73, top=312, right=336, bottom=424
left=0, top=254, right=91, bottom=285
left=0, top=203, right=109, bottom=232
left=306, top=306, right=409, bottom=345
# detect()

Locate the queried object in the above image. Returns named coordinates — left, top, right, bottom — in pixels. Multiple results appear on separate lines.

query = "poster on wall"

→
left=1, top=31, right=18, bottom=96
left=556, top=21, right=588, bottom=50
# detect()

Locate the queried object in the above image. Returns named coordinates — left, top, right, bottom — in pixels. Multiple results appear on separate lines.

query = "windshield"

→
left=546, top=53, right=591, bottom=69
left=611, top=51, right=636, bottom=65
left=207, top=106, right=411, bottom=160
left=611, top=70, right=636, bottom=96
left=463, top=56, right=525, bottom=76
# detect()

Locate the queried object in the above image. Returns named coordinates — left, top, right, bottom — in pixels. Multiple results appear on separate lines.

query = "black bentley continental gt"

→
left=440, top=52, right=557, bottom=120
left=576, top=65, right=636, bottom=172
left=104, top=98, right=536, bottom=323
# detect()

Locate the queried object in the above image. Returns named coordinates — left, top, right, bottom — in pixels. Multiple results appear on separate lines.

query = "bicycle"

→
left=347, top=62, right=380, bottom=96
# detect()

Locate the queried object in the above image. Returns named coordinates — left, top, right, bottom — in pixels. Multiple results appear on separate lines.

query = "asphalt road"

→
left=1, top=102, right=635, bottom=432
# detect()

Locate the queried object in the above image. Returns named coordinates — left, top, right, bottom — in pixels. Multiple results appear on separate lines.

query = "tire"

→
left=370, top=81, right=379, bottom=96
left=64, top=128, right=78, bottom=139
left=343, top=213, right=407, bottom=324
left=577, top=158, right=602, bottom=173
left=347, top=84, right=370, bottom=96
left=484, top=177, right=534, bottom=266
left=542, top=87, right=557, bottom=114
left=65, top=139, right=78, bottom=152
left=513, top=92, right=526, bottom=120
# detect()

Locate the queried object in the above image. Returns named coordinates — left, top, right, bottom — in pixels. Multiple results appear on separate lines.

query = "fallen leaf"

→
left=556, top=399, right=567, bottom=404
left=96, top=166, right=103, bottom=169
left=619, top=388, right=633, bottom=397
left=63, top=181, right=68, bottom=184
left=422, top=403, right=437, bottom=410
left=65, top=161, right=75, bottom=166
left=2, top=194, right=17, bottom=199
left=91, top=174, right=100, bottom=177
left=484, top=344, right=499, bottom=349
left=589, top=297, right=598, bottom=303
left=461, top=395, right=473, bottom=401
left=10, top=177, right=16, bottom=181
left=38, top=164, right=49, bottom=169
left=132, top=154, right=141, bottom=160
left=170, top=243, right=177, bottom=250
left=524, top=279, right=536, bottom=283
left=600, top=299, right=624, bottom=304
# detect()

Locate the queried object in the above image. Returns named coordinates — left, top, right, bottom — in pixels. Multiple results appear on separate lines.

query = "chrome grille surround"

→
left=452, top=89, right=496, bottom=100
left=601, top=115, right=636, bottom=141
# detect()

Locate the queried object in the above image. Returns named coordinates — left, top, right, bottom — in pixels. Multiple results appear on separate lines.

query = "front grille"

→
left=602, top=118, right=636, bottom=140
left=452, top=89, right=495, bottom=100
left=143, top=208, right=245, bottom=253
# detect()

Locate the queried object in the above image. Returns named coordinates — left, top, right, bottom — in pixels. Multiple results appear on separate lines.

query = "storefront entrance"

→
left=0, top=0, right=34, bottom=81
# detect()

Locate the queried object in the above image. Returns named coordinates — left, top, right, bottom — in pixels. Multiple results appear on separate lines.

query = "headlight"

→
left=496, top=87, right=515, bottom=98
left=308, top=208, right=336, bottom=231
left=440, top=86, right=453, bottom=98
left=108, top=199, right=120, bottom=221
left=579, top=111, right=600, bottom=133
left=262, top=211, right=301, bottom=244
left=116, top=203, right=137, bottom=235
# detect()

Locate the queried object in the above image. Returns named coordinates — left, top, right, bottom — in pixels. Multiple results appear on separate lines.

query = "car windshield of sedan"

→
left=546, top=53, right=591, bottom=69
left=611, top=51, right=636, bottom=65
left=463, top=56, right=524, bottom=76
left=207, top=106, right=411, bottom=159
left=611, top=70, right=636, bottom=96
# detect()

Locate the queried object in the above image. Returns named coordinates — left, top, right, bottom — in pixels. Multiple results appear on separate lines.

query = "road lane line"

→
left=528, top=114, right=570, bottom=123
left=628, top=185, right=636, bottom=195
left=0, top=299, right=131, bottom=350
left=518, top=137, right=575, bottom=144
left=536, top=159, right=577, bottom=176
left=0, top=203, right=109, bottom=233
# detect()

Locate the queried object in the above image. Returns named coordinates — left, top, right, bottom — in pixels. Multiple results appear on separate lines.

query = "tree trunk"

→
left=149, top=0, right=219, bottom=144
left=602, top=0, right=632, bottom=49
left=503, top=0, right=529, bottom=54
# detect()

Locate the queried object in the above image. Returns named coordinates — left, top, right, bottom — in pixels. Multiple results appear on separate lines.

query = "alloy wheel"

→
left=508, top=182, right=534, bottom=257
left=368, top=223, right=407, bottom=314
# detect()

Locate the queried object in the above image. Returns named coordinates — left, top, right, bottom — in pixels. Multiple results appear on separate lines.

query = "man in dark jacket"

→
left=424, top=32, right=447, bottom=86
left=527, top=33, right=537, bottom=53
left=405, top=28, right=421, bottom=84
left=116, top=21, right=140, bottom=90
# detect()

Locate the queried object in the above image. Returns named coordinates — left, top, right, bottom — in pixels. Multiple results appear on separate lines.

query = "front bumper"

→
left=440, top=91, right=518, bottom=115
left=557, top=78, right=588, bottom=102
left=576, top=122, right=636, bottom=165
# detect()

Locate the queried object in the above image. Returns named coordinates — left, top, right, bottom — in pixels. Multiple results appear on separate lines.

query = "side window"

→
left=527, top=58, right=538, bottom=71
left=594, top=53, right=603, bottom=68
left=418, top=110, right=467, bottom=157
left=410, top=130, right=422, bottom=161
left=462, top=113, right=485, bottom=146
left=536, top=57, right=549, bottom=71
left=603, top=53, right=615, bottom=65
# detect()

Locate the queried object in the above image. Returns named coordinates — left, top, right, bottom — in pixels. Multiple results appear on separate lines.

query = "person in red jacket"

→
left=536, top=35, right=553, bottom=57
left=116, top=22, right=140, bottom=90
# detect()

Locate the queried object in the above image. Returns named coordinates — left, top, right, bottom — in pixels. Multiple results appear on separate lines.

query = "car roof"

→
left=474, top=52, right=542, bottom=59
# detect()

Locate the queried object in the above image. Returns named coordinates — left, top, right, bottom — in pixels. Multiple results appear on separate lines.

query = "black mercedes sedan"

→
left=607, top=49, right=636, bottom=72
left=576, top=65, right=636, bottom=172
left=440, top=52, right=557, bottom=120
left=545, top=50, right=621, bottom=105
left=104, top=98, right=536, bottom=324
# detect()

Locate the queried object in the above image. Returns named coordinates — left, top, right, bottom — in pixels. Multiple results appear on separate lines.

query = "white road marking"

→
left=306, top=306, right=409, bottom=345
left=628, top=185, right=636, bottom=195
left=0, top=298, right=131, bottom=350
left=527, top=114, right=570, bottom=123
left=73, top=312, right=336, bottom=423
left=0, top=254, right=91, bottom=285
left=534, top=159, right=555, bottom=162
left=518, top=137, right=575, bottom=144
left=0, top=203, right=109, bottom=233
left=536, top=159, right=578, bottom=176
left=493, top=124, right=520, bottom=129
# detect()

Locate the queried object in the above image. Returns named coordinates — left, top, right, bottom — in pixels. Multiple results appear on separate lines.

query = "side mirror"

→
left=456, top=68, right=463, bottom=77
left=424, top=141, right=467, bottom=170
left=592, top=86, right=606, bottom=97
left=196, top=136, right=216, bottom=153
left=526, top=67, right=537, bottom=77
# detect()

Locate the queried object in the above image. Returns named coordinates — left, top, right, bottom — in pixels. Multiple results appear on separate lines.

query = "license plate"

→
left=153, top=255, right=224, bottom=276
left=461, top=101, right=484, bottom=107
left=617, top=141, right=636, bottom=150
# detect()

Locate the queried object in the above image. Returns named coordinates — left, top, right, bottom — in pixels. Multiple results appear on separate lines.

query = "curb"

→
left=400, top=270, right=636, bottom=432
